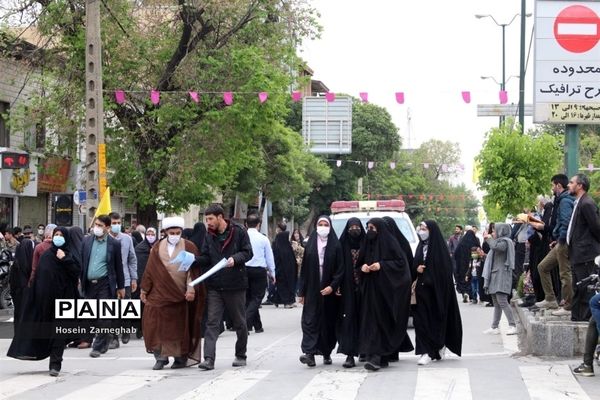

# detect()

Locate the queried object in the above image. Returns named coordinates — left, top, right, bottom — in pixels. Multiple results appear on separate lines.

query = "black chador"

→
left=356, top=218, right=413, bottom=371
left=453, top=230, right=481, bottom=300
left=298, top=216, right=344, bottom=367
left=336, top=218, right=365, bottom=368
left=272, top=231, right=297, bottom=306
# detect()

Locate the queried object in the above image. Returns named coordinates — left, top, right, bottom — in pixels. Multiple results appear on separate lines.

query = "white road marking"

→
left=174, top=369, right=270, bottom=400
left=0, top=374, right=58, bottom=399
left=520, top=365, right=591, bottom=400
left=292, top=370, right=367, bottom=400
left=414, top=368, right=472, bottom=400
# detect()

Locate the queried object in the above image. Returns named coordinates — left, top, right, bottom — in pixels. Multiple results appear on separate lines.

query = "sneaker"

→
left=573, top=363, right=594, bottom=377
left=49, top=369, right=60, bottom=377
left=438, top=346, right=447, bottom=360
left=534, top=299, right=559, bottom=309
left=89, top=350, right=101, bottom=358
left=506, top=326, right=518, bottom=335
left=417, top=354, right=432, bottom=365
left=483, top=327, right=501, bottom=335
left=551, top=308, right=571, bottom=317
left=232, top=357, right=246, bottom=367
left=198, top=359, right=215, bottom=370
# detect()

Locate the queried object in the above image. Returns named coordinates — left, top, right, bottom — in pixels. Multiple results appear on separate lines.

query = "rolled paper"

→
left=188, top=258, right=228, bottom=287
left=150, top=90, right=160, bottom=105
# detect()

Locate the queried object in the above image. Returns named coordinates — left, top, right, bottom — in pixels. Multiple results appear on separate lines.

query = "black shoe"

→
left=171, top=360, right=187, bottom=369
left=136, top=330, right=143, bottom=339
left=122, top=333, right=130, bottom=344
left=153, top=360, right=168, bottom=370
left=198, top=359, right=215, bottom=370
left=299, top=354, right=316, bottom=367
left=388, top=353, right=399, bottom=362
left=49, top=369, right=60, bottom=377
left=109, top=339, right=120, bottom=349
left=462, top=294, right=468, bottom=303
left=232, top=357, right=247, bottom=367
left=364, top=361, right=380, bottom=371
left=254, top=328, right=264, bottom=333
left=343, top=356, right=355, bottom=368
left=261, top=301, right=273, bottom=306
left=573, top=363, right=594, bottom=377
left=89, top=350, right=101, bottom=358
left=323, top=355, right=332, bottom=365
left=380, top=359, right=389, bottom=368
left=358, top=354, right=366, bottom=362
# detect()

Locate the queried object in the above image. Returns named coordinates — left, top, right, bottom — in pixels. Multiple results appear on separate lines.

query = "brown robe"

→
left=141, top=238, right=206, bottom=363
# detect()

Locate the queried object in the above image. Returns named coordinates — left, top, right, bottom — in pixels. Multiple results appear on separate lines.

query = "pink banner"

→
left=189, top=91, right=199, bottom=103
left=223, top=92, right=233, bottom=105
left=115, top=90, right=125, bottom=104
left=461, top=91, right=471, bottom=104
left=499, top=90, right=508, bottom=104
left=395, top=92, right=405, bottom=104
left=292, top=91, right=302, bottom=102
left=359, top=92, right=368, bottom=103
left=325, top=92, right=335, bottom=102
left=150, top=90, right=160, bottom=105
left=258, top=92, right=268, bottom=103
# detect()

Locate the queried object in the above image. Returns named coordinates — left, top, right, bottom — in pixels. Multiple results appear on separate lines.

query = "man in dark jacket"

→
left=80, top=214, right=125, bottom=357
left=196, top=204, right=253, bottom=370
left=536, top=174, right=575, bottom=313
left=566, top=174, right=600, bottom=321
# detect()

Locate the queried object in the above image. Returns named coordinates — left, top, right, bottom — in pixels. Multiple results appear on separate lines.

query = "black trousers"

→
left=584, top=317, right=598, bottom=366
left=49, top=339, right=66, bottom=371
left=572, top=261, right=596, bottom=322
left=246, top=267, right=267, bottom=330
left=85, top=277, right=113, bottom=352
left=204, top=289, right=247, bottom=361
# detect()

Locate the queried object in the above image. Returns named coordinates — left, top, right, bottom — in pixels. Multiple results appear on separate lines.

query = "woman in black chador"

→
left=298, top=216, right=344, bottom=367
left=453, top=229, right=481, bottom=302
left=272, top=231, right=297, bottom=307
left=336, top=217, right=365, bottom=368
left=8, top=239, right=34, bottom=322
left=413, top=221, right=463, bottom=366
left=356, top=218, right=413, bottom=371
left=7, top=227, right=80, bottom=376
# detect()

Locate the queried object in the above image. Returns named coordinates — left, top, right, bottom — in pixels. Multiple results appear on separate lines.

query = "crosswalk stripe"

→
left=56, top=369, right=170, bottom=400
left=520, top=365, right=591, bottom=400
left=0, top=374, right=57, bottom=399
left=292, top=370, right=368, bottom=400
left=414, top=368, right=472, bottom=400
left=174, top=369, right=270, bottom=400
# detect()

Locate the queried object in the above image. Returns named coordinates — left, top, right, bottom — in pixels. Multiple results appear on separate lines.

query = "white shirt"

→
left=245, top=228, right=276, bottom=276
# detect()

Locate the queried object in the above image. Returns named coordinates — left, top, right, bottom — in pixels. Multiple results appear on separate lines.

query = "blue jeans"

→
left=471, top=276, right=480, bottom=301
left=589, top=293, right=600, bottom=335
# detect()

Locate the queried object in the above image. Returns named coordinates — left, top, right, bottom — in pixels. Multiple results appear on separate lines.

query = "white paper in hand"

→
left=188, top=258, right=228, bottom=287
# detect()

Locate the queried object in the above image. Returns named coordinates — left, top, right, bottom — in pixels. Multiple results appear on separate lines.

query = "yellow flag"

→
left=94, top=187, right=112, bottom=217
left=472, top=160, right=481, bottom=184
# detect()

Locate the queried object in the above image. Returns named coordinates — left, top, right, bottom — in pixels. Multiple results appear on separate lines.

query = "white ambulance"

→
left=329, top=200, right=418, bottom=255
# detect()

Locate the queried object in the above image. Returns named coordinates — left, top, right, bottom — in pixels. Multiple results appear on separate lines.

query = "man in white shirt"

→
left=245, top=213, right=276, bottom=333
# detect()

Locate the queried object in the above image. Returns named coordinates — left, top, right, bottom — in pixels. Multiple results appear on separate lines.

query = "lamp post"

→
left=476, top=13, right=531, bottom=126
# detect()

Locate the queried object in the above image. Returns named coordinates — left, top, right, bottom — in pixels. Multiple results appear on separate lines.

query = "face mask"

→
left=348, top=230, right=361, bottom=238
left=93, top=226, right=105, bottom=237
left=168, top=234, right=181, bottom=245
left=37, top=229, right=44, bottom=236
left=111, top=224, right=121, bottom=234
left=53, top=236, right=65, bottom=248
left=366, top=230, right=377, bottom=240
left=471, top=253, right=479, bottom=259
left=316, top=226, right=330, bottom=238
left=418, top=230, right=429, bottom=241
left=146, top=235, right=156, bottom=244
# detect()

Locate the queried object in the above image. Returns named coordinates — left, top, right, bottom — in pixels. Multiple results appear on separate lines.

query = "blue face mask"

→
left=53, top=236, right=65, bottom=248
left=111, top=224, right=121, bottom=234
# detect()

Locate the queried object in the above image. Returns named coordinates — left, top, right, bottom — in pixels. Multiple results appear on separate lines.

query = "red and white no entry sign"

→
left=554, top=4, right=600, bottom=53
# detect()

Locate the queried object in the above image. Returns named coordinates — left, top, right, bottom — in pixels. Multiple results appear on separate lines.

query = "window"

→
left=0, top=102, right=9, bottom=147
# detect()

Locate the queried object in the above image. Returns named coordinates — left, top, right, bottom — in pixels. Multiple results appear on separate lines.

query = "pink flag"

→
left=150, top=90, right=160, bottom=105
left=499, top=90, right=508, bottom=104
left=258, top=92, right=268, bottom=103
left=461, top=91, right=471, bottom=104
left=359, top=92, right=368, bottom=103
left=325, top=92, right=335, bottom=102
left=189, top=91, right=199, bottom=103
left=223, top=92, right=233, bottom=105
left=395, top=92, right=405, bottom=104
left=115, top=90, right=125, bottom=105
left=292, top=91, right=302, bottom=102
left=368, top=161, right=374, bottom=169
left=390, top=162, right=396, bottom=169
left=336, top=160, right=342, bottom=167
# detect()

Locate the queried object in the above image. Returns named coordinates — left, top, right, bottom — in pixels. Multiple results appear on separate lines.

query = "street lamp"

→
left=476, top=13, right=532, bottom=125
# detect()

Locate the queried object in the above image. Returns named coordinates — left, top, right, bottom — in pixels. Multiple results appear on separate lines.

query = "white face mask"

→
left=93, top=226, right=105, bottom=237
left=316, top=226, right=330, bottom=238
left=167, top=234, right=181, bottom=245
left=418, top=230, right=429, bottom=241
left=146, top=235, right=156, bottom=244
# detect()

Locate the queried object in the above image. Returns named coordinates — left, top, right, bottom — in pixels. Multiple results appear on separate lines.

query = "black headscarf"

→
left=8, top=238, right=34, bottom=322
left=50, top=226, right=70, bottom=255
left=272, top=231, right=297, bottom=305
left=68, top=226, right=84, bottom=269
left=339, top=217, right=364, bottom=252
left=131, top=230, right=143, bottom=246
left=357, top=218, right=405, bottom=267
left=382, top=216, right=414, bottom=267
left=189, top=222, right=207, bottom=251
left=453, top=230, right=481, bottom=294
left=182, top=228, right=194, bottom=240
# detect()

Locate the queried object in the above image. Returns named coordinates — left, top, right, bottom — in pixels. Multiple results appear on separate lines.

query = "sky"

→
left=300, top=0, right=537, bottom=190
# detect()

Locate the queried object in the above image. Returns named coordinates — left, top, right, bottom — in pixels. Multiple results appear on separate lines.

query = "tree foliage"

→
left=476, top=122, right=562, bottom=221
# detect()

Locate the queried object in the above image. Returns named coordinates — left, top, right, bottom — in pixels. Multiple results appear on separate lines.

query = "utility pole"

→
left=85, top=0, right=106, bottom=221
left=518, top=0, right=526, bottom=133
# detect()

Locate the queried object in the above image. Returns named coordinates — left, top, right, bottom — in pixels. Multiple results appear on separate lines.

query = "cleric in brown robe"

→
left=140, top=216, right=206, bottom=370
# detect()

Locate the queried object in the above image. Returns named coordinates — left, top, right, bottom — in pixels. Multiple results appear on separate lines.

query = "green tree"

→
left=2, top=0, right=325, bottom=225
left=476, top=122, right=562, bottom=221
